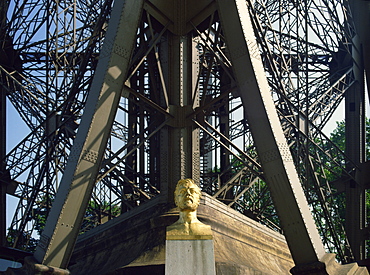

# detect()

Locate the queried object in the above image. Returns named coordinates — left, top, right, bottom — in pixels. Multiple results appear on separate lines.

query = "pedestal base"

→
left=290, top=253, right=369, bottom=275
left=69, top=194, right=295, bottom=274
left=165, top=239, right=216, bottom=275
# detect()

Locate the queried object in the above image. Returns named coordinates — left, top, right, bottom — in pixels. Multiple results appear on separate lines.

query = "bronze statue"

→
left=166, top=178, right=213, bottom=240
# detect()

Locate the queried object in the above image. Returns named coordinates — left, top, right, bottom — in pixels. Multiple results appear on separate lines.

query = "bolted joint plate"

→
left=167, top=105, right=195, bottom=128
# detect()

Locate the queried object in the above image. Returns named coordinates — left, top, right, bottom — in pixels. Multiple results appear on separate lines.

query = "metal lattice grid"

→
left=0, top=0, right=364, bottom=264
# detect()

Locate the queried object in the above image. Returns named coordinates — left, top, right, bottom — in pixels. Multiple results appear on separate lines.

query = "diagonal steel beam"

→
left=216, top=0, right=326, bottom=266
left=33, top=0, right=144, bottom=268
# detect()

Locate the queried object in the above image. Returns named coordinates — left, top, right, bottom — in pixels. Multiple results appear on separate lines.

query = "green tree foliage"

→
left=328, top=118, right=370, bottom=159
left=329, top=120, right=346, bottom=152
left=6, top=229, right=37, bottom=252
left=6, top=195, right=52, bottom=252
left=80, top=200, right=121, bottom=233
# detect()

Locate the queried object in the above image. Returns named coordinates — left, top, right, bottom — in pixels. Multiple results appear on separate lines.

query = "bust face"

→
left=174, top=179, right=201, bottom=211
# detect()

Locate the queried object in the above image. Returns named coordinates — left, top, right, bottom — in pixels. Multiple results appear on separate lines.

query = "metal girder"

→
left=153, top=24, right=202, bottom=200
left=2, top=0, right=113, bottom=251
left=345, top=33, right=366, bottom=260
left=216, top=0, right=326, bottom=265
left=33, top=0, right=144, bottom=268
left=348, top=0, right=370, bottom=97
left=0, top=61, right=6, bottom=248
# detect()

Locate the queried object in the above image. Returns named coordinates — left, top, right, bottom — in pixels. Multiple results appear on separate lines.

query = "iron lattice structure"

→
left=0, top=0, right=365, bottom=264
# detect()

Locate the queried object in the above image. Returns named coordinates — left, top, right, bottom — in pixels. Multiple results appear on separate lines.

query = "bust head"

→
left=174, top=178, right=201, bottom=211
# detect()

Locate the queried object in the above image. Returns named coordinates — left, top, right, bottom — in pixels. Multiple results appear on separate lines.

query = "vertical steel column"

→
left=0, top=0, right=8, bottom=248
left=345, top=33, right=366, bottom=261
left=163, top=32, right=200, bottom=203
left=0, top=86, right=6, bottom=247
left=217, top=0, right=326, bottom=266
left=33, top=0, right=144, bottom=268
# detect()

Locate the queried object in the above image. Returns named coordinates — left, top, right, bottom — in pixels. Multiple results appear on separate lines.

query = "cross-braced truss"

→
left=0, top=0, right=364, bottom=264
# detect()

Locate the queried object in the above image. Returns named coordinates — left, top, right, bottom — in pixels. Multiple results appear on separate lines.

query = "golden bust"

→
left=166, top=178, right=213, bottom=240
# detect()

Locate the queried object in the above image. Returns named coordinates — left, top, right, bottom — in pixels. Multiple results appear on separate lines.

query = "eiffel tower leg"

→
left=345, top=33, right=366, bottom=261
left=217, top=0, right=332, bottom=271
left=217, top=1, right=369, bottom=274
left=33, top=0, right=145, bottom=269
left=0, top=82, right=6, bottom=247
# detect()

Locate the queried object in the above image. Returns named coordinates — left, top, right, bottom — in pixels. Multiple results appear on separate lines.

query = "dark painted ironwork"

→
left=0, top=0, right=367, bottom=265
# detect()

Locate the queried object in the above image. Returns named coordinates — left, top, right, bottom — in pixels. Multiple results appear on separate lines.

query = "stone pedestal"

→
left=165, top=239, right=216, bottom=275
left=69, top=194, right=295, bottom=274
